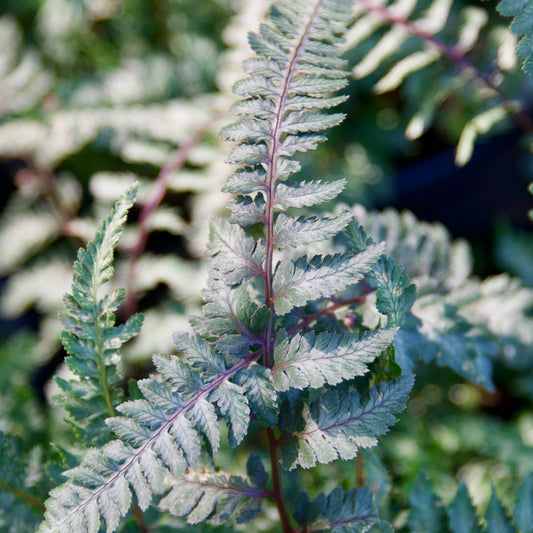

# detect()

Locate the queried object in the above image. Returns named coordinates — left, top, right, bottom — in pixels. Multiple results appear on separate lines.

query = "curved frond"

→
left=39, top=341, right=260, bottom=532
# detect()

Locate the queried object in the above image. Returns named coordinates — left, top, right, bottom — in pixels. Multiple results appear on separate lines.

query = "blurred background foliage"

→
left=0, top=0, right=532, bottom=530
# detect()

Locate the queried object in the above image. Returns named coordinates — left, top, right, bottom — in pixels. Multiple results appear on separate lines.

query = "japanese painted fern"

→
left=27, top=0, right=533, bottom=530
left=38, top=1, right=414, bottom=531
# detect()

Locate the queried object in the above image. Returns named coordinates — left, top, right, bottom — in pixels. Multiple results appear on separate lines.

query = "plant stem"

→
left=133, top=503, right=150, bottom=533
left=356, top=449, right=365, bottom=489
left=0, top=481, right=45, bottom=512
left=91, top=285, right=148, bottom=532
left=260, top=3, right=324, bottom=530
left=267, top=428, right=293, bottom=533
left=92, top=283, right=116, bottom=419
left=286, top=294, right=369, bottom=336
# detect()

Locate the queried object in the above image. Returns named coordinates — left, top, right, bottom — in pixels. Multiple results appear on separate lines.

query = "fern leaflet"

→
left=159, top=455, right=270, bottom=525
left=278, top=376, right=413, bottom=469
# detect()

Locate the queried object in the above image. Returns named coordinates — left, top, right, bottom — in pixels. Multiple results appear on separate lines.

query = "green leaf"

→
left=56, top=185, right=142, bottom=446
left=293, top=487, right=387, bottom=532
left=208, top=219, right=265, bottom=284
left=273, top=211, right=353, bottom=249
left=235, top=362, right=279, bottom=427
left=220, top=118, right=271, bottom=143
left=273, top=243, right=386, bottom=315
left=272, top=328, right=397, bottom=392
left=229, top=194, right=266, bottom=226
left=223, top=167, right=267, bottom=195
left=279, top=376, right=413, bottom=469
left=497, top=0, right=533, bottom=73
left=209, top=381, right=250, bottom=447
left=159, top=467, right=267, bottom=526
left=282, top=111, right=346, bottom=134
left=275, top=179, right=347, bottom=210
left=485, top=491, right=515, bottom=533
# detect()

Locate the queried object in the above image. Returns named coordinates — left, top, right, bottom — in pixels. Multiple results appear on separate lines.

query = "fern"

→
left=347, top=0, right=531, bottom=164
left=159, top=455, right=269, bottom=525
left=0, top=0, right=523, bottom=532
left=348, top=206, right=533, bottom=388
left=0, top=16, right=51, bottom=118
left=277, top=376, right=413, bottom=470
left=293, top=487, right=388, bottom=531
left=0, top=432, right=47, bottom=533
left=37, top=1, right=417, bottom=531
left=55, top=184, right=143, bottom=446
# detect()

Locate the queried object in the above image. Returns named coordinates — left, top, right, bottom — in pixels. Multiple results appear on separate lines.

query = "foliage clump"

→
left=0, top=0, right=532, bottom=532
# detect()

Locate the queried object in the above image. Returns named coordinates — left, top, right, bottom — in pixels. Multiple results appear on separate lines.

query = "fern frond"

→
left=498, top=0, right=533, bottom=74
left=293, top=487, right=387, bottom=531
left=349, top=206, right=511, bottom=385
left=0, top=16, right=51, bottom=118
left=40, top=342, right=259, bottom=532
left=221, top=0, right=353, bottom=205
left=274, top=179, right=347, bottom=210
left=273, top=210, right=353, bottom=249
left=407, top=471, right=445, bottom=533
left=272, top=328, right=397, bottom=392
left=514, top=476, right=533, bottom=532
left=346, top=222, right=417, bottom=328
left=278, top=376, right=413, bottom=470
left=208, top=220, right=265, bottom=284
left=56, top=184, right=143, bottom=446
left=192, top=279, right=268, bottom=357
left=160, top=455, right=269, bottom=525
left=348, top=0, right=523, bottom=164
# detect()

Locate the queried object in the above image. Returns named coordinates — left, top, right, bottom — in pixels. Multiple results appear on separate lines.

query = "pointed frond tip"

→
left=57, top=184, right=143, bottom=446
left=222, top=0, right=354, bottom=199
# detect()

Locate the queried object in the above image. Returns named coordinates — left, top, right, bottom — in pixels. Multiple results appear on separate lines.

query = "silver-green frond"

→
left=56, top=184, right=143, bottom=446
left=39, top=337, right=259, bottom=532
